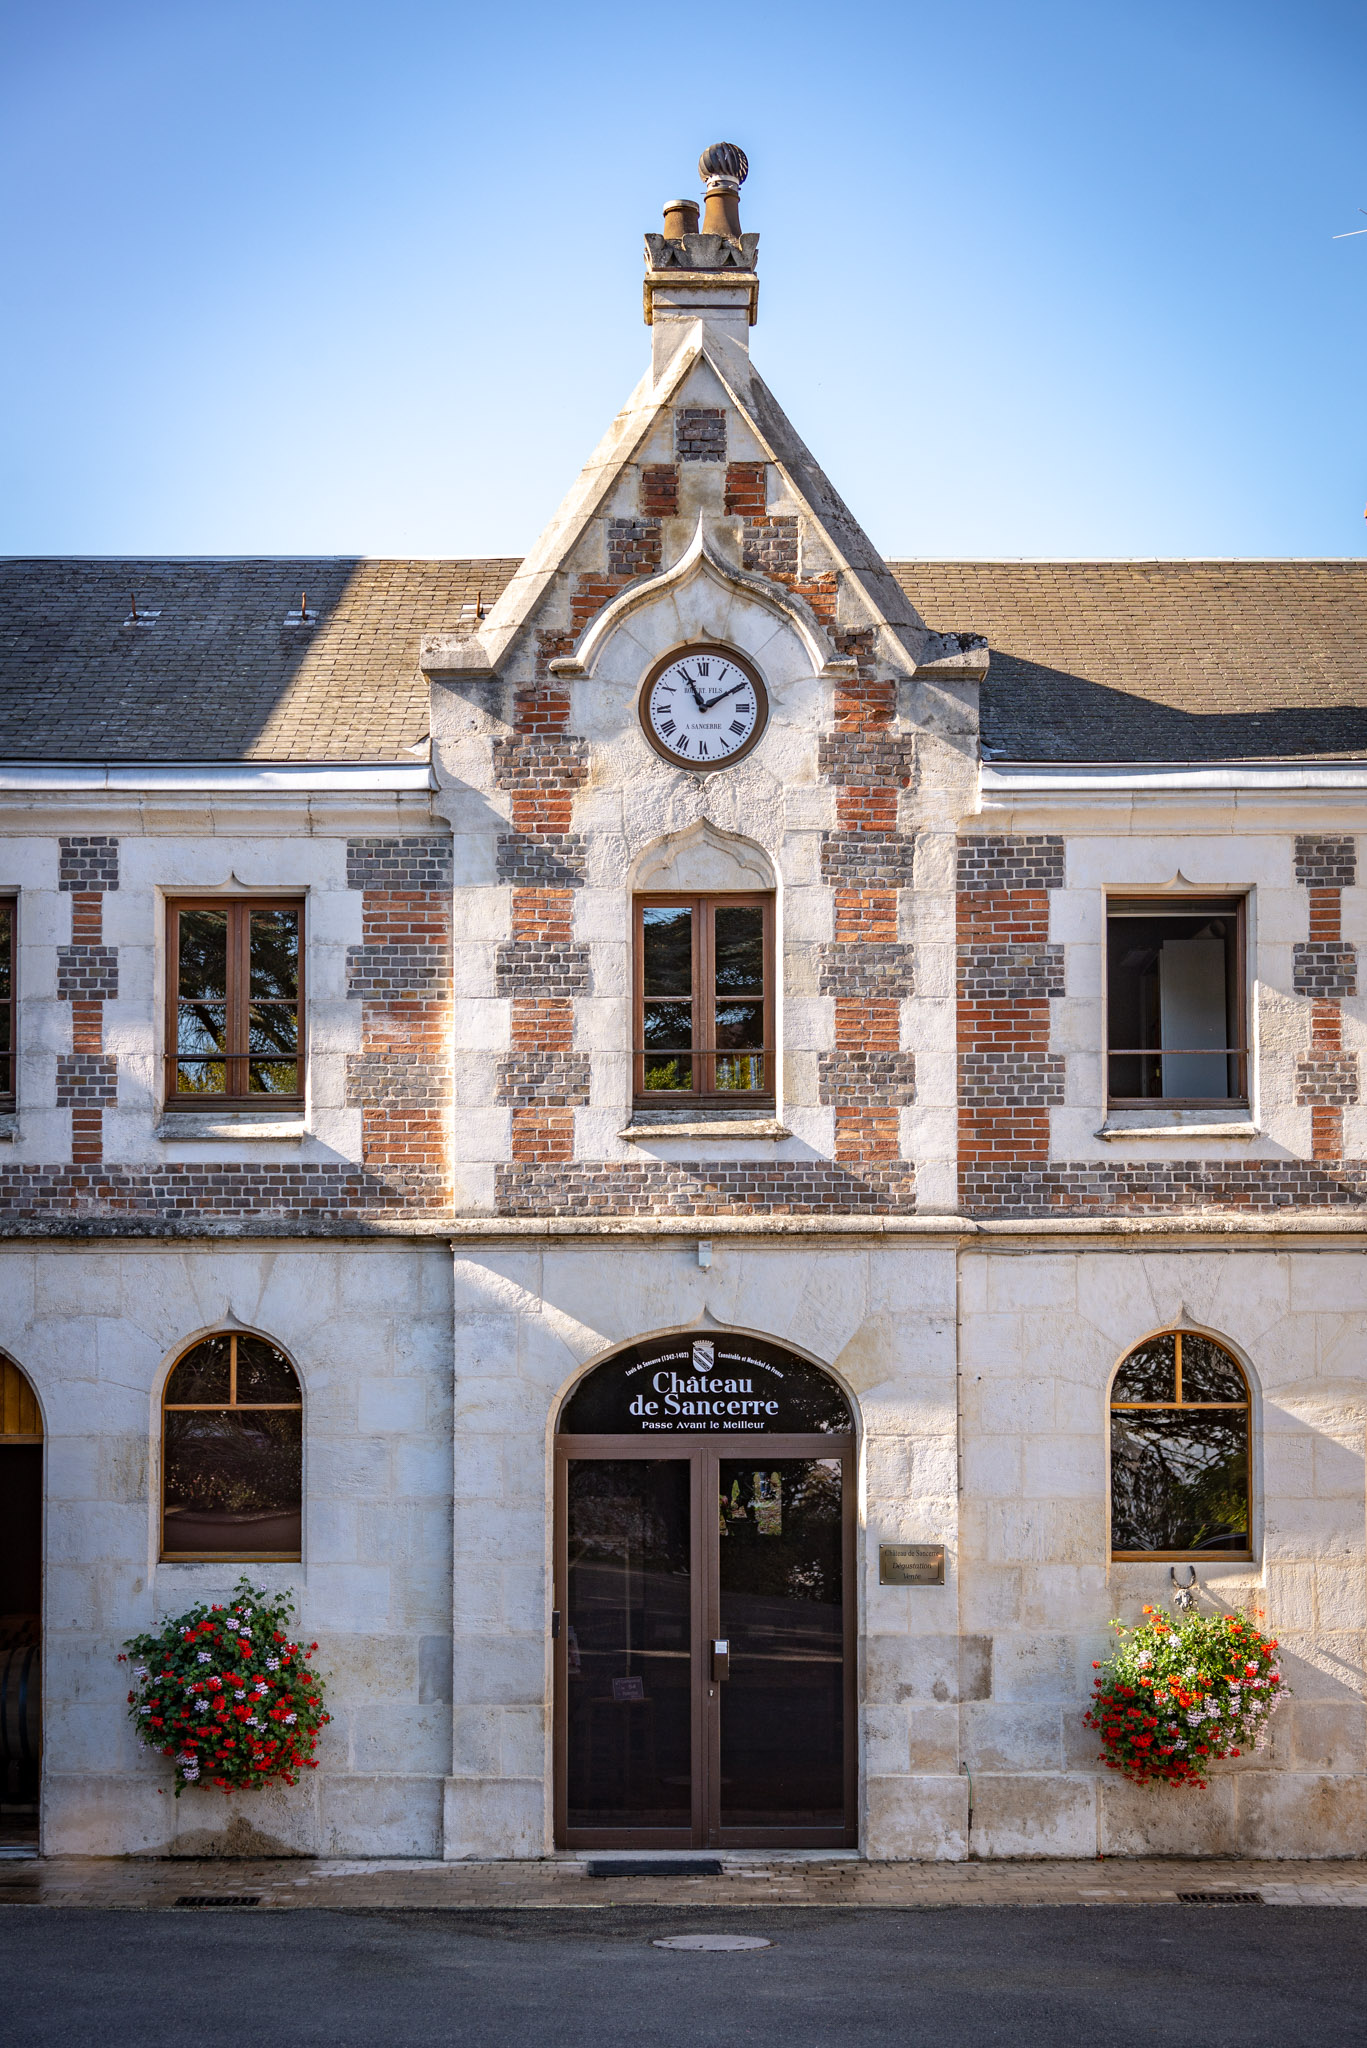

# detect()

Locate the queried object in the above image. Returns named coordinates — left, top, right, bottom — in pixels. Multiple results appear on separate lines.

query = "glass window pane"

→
left=0, top=1057, right=9, bottom=1096
left=565, top=1459, right=692, bottom=1829
left=716, top=1054, right=764, bottom=1093
left=178, top=910, right=229, bottom=1002
left=642, top=907, right=692, bottom=995
left=714, top=1001, right=764, bottom=1050
left=178, top=1004, right=227, bottom=1056
left=248, top=1003, right=298, bottom=1056
left=176, top=1060, right=227, bottom=1095
left=1111, top=1408, right=1249, bottom=1553
left=165, top=1336, right=232, bottom=1405
left=235, top=1336, right=300, bottom=1404
left=1112, top=1333, right=1177, bottom=1403
left=0, top=1009, right=10, bottom=1052
left=0, top=902, right=11, bottom=999
left=249, top=1060, right=299, bottom=1095
left=643, top=1001, right=692, bottom=1049
left=250, top=910, right=299, bottom=1002
left=714, top=906, right=764, bottom=996
left=1181, top=1335, right=1247, bottom=1403
left=162, top=1408, right=302, bottom=1557
left=642, top=1057, right=692, bottom=1091
left=718, top=1457, right=844, bottom=1829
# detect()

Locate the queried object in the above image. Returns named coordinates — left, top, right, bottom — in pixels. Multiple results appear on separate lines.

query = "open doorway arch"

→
left=0, top=1356, right=42, bottom=1851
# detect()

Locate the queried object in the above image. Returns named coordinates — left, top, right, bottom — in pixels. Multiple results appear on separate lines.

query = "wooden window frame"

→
left=1110, top=1328, right=1253, bottom=1562
left=161, top=1330, right=303, bottom=1563
left=164, top=895, right=305, bottom=1110
left=1104, top=894, right=1249, bottom=1110
left=633, top=892, right=775, bottom=1109
left=0, top=895, right=14, bottom=1112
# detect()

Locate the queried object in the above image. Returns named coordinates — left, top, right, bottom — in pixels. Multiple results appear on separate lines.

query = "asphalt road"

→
left=2, top=1904, right=1363, bottom=2047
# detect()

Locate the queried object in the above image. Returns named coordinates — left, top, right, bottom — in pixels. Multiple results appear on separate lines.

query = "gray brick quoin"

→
left=1293, top=941, right=1358, bottom=1000
left=675, top=407, right=726, bottom=462
left=815, top=942, right=915, bottom=1000
left=820, top=834, right=916, bottom=889
left=494, top=941, right=591, bottom=998
left=961, top=1159, right=1367, bottom=1219
left=606, top=519, right=662, bottom=579
left=742, top=519, right=798, bottom=578
left=345, top=1050, right=447, bottom=1111
left=817, top=1050, right=917, bottom=1108
left=495, top=1159, right=916, bottom=1217
left=957, top=943, right=1066, bottom=1003
left=956, top=836, right=1066, bottom=894
left=817, top=734, right=917, bottom=787
left=58, top=837, right=119, bottom=891
left=960, top=1048, right=1065, bottom=1109
left=57, top=945, right=118, bottom=1001
left=1294, top=834, right=1357, bottom=890
left=55, top=1052, right=117, bottom=1106
left=1295, top=1051, right=1360, bottom=1106
left=490, top=737, right=589, bottom=790
left=495, top=833, right=587, bottom=888
left=345, top=942, right=451, bottom=999
left=496, top=1051, right=592, bottom=1107
left=345, top=837, right=454, bottom=891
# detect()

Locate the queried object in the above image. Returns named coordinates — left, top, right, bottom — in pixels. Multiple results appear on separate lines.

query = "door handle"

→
left=711, top=1638, right=730, bottom=1682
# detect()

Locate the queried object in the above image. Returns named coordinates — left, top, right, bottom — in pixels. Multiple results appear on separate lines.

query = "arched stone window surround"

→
left=158, top=1327, right=304, bottom=1563
left=1106, top=1324, right=1257, bottom=1564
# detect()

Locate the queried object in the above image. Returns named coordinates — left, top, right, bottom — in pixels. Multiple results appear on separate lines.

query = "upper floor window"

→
left=1106, top=897, right=1246, bottom=1106
left=634, top=893, right=773, bottom=1107
left=166, top=899, right=303, bottom=1107
left=162, top=1331, right=302, bottom=1560
left=0, top=897, right=13, bottom=1110
left=1110, top=1330, right=1251, bottom=1560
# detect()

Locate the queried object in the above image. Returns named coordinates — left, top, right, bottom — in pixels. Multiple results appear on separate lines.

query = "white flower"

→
left=133, top=1665, right=148, bottom=1681
left=1135, top=1651, right=1152, bottom=1667
left=197, top=1651, right=212, bottom=1664
left=284, top=1712, right=297, bottom=1725
left=139, top=1706, right=151, bottom=1716
left=247, top=1717, right=261, bottom=1729
left=195, top=1700, right=210, bottom=1713
left=266, top=1658, right=280, bottom=1672
left=233, top=1690, right=246, bottom=1701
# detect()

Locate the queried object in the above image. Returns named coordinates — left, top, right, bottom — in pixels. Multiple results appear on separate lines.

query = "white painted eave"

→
left=0, top=761, right=435, bottom=794
left=981, top=759, right=1367, bottom=796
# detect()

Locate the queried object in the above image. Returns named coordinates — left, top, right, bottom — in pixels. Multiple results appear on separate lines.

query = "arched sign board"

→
left=560, top=1333, right=852, bottom=1436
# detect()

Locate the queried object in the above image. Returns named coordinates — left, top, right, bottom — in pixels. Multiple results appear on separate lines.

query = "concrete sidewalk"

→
left=1, top=1853, right=1365, bottom=1912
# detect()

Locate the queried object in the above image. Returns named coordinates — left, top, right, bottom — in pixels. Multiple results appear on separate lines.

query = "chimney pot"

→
left=662, top=197, right=700, bottom=240
left=698, top=142, right=747, bottom=239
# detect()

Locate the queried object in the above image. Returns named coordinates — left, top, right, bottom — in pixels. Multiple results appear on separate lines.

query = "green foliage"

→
left=1084, top=1605, right=1285, bottom=1788
left=121, top=1577, right=329, bottom=1796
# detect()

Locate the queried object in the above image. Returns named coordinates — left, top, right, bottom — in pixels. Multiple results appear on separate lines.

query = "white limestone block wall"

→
left=5, top=1240, right=453, bottom=1858
left=444, top=1236, right=964, bottom=1860
left=957, top=1243, right=1367, bottom=1859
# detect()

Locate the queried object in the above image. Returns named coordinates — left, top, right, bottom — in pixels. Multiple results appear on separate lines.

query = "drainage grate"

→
left=586, top=1859, right=725, bottom=1878
left=174, top=1894, right=262, bottom=1909
left=1176, top=1891, right=1263, bottom=1906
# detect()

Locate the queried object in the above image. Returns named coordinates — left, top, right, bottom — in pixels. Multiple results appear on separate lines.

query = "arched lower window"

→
left=161, top=1333, right=302, bottom=1561
left=1110, top=1330, right=1251, bottom=1560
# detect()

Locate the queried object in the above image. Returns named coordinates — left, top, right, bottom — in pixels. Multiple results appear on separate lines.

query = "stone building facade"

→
left=1, top=150, right=1365, bottom=1863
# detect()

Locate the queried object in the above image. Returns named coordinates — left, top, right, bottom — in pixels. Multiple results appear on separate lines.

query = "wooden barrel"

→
left=0, top=1645, right=40, bottom=1779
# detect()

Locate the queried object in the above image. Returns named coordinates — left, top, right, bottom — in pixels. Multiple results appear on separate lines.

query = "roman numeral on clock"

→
left=659, top=719, right=676, bottom=736
left=730, top=720, right=746, bottom=737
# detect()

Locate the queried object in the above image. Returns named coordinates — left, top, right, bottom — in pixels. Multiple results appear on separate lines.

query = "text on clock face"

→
left=648, top=657, right=761, bottom=762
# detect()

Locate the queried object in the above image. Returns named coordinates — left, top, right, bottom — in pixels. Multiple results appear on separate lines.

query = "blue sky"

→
left=3, top=0, right=1364, bottom=559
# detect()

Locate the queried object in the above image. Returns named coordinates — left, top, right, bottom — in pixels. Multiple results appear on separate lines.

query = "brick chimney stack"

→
left=643, top=142, right=759, bottom=379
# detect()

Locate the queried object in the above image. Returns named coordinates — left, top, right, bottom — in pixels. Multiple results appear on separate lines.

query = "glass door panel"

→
left=716, top=1457, right=845, bottom=1832
left=564, top=1458, right=692, bottom=1832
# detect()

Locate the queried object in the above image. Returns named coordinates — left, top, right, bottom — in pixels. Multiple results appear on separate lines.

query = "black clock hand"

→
left=679, top=668, right=707, bottom=712
left=699, top=678, right=752, bottom=712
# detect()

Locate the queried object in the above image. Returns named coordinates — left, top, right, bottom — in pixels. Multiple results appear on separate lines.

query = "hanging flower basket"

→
left=1085, top=1605, right=1286, bottom=1789
left=120, top=1577, right=330, bottom=1795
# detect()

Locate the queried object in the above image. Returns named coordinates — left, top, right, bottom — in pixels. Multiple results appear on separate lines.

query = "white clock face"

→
left=640, top=648, right=767, bottom=769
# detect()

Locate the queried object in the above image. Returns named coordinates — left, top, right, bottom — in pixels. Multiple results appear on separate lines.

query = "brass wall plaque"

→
left=879, top=1543, right=945, bottom=1586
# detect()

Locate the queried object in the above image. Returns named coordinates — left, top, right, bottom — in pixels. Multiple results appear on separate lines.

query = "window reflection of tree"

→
left=1110, top=1331, right=1250, bottom=1557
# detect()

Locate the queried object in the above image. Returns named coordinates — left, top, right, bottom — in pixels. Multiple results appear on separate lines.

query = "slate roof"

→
left=893, top=560, right=1367, bottom=762
left=0, top=558, right=518, bottom=763
left=2, top=555, right=1366, bottom=764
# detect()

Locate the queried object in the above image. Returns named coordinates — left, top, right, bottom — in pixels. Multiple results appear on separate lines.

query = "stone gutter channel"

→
left=1, top=1856, right=1365, bottom=1912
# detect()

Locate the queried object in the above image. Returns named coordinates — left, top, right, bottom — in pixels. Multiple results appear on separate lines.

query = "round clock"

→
left=638, top=645, right=769, bottom=770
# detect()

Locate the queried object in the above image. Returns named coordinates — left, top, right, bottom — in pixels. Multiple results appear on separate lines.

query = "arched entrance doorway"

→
left=554, top=1332, right=855, bottom=1850
left=0, top=1357, right=41, bottom=1850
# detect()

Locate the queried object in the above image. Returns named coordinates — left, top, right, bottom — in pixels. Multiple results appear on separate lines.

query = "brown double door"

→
left=554, top=1435, right=855, bottom=1850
